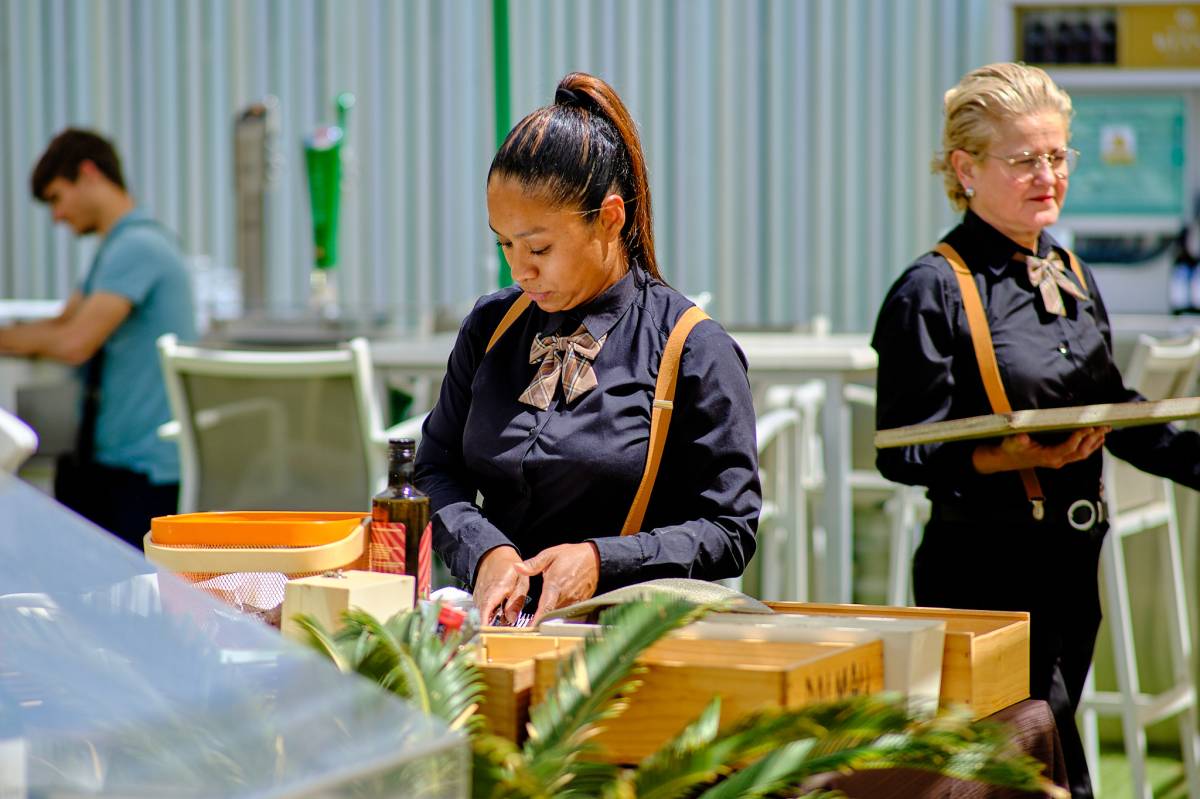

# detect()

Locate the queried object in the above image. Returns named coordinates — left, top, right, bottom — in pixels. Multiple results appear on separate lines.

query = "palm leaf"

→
left=694, top=738, right=820, bottom=799
left=691, top=696, right=1066, bottom=799
left=524, top=597, right=708, bottom=754
left=292, top=613, right=353, bottom=672
left=635, top=703, right=829, bottom=799
left=519, top=595, right=712, bottom=794
left=343, top=609, right=433, bottom=713
left=300, top=604, right=485, bottom=733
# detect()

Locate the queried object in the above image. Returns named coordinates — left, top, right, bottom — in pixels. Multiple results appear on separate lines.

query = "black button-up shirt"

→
left=873, top=210, right=1200, bottom=508
left=414, top=268, right=760, bottom=593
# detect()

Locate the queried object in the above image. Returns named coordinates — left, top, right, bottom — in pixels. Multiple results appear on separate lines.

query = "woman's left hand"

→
left=514, top=542, right=601, bottom=626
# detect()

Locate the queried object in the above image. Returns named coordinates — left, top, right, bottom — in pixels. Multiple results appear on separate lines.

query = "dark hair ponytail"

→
left=489, top=72, right=662, bottom=283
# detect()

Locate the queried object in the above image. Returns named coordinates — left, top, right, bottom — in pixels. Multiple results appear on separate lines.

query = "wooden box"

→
left=474, top=634, right=580, bottom=741
left=766, top=602, right=1029, bottom=719
left=676, top=613, right=945, bottom=717
left=530, top=636, right=884, bottom=763
left=280, top=570, right=414, bottom=641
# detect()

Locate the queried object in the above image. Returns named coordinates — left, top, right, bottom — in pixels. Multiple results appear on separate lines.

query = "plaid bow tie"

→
left=518, top=324, right=606, bottom=410
left=1019, top=251, right=1088, bottom=316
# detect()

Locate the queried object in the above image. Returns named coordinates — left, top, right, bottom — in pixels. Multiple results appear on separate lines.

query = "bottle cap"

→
left=387, top=438, right=417, bottom=460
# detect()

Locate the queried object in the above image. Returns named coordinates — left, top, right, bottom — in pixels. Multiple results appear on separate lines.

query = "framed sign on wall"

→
left=1065, top=92, right=1188, bottom=218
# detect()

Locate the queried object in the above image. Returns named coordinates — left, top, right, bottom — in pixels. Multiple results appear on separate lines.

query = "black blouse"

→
left=414, top=268, right=760, bottom=593
left=873, top=210, right=1200, bottom=508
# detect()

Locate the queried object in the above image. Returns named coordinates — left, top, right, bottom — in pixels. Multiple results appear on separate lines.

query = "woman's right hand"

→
left=972, top=426, right=1110, bottom=474
left=473, top=545, right=530, bottom=625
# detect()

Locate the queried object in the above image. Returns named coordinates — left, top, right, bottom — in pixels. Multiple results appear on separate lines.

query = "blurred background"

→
left=1, top=0, right=1006, bottom=335
left=4, top=3, right=1200, bottom=792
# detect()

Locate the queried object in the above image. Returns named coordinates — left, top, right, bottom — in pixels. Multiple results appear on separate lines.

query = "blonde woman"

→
left=873, top=62, right=1200, bottom=799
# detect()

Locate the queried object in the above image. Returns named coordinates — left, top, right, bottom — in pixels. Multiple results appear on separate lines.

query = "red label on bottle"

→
left=418, top=521, right=432, bottom=600
left=370, top=520, right=408, bottom=574
left=368, top=520, right=433, bottom=599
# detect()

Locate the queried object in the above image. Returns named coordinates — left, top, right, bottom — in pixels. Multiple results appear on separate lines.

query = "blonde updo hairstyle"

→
left=932, top=62, right=1073, bottom=211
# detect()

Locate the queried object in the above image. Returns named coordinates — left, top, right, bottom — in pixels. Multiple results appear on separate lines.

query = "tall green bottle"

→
left=370, top=438, right=431, bottom=599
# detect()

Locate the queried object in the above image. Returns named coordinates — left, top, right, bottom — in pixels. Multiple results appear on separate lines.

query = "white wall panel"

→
left=1, top=0, right=997, bottom=333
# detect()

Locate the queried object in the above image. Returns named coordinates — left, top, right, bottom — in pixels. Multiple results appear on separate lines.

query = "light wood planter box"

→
left=474, top=634, right=580, bottom=741
left=766, top=602, right=1030, bottom=719
left=529, top=636, right=884, bottom=764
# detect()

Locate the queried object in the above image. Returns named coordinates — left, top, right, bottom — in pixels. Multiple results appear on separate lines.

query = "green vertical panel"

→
left=492, top=0, right=512, bottom=287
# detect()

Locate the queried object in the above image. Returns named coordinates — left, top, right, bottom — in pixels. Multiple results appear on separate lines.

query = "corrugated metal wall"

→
left=1, top=0, right=997, bottom=333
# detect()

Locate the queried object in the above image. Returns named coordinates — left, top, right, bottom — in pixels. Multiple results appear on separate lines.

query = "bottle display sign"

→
left=1120, top=4, right=1200, bottom=68
left=1064, top=93, right=1187, bottom=217
left=1015, top=4, right=1200, bottom=67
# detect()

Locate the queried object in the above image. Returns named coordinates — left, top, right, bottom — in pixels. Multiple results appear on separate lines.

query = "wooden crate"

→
left=474, top=634, right=580, bottom=741
left=676, top=613, right=944, bottom=717
left=766, top=602, right=1030, bottom=719
left=530, top=636, right=884, bottom=763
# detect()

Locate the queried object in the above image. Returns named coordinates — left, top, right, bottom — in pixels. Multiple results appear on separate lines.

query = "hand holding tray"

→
left=874, top=397, right=1200, bottom=449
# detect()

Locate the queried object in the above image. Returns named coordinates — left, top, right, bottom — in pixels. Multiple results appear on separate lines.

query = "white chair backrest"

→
left=158, top=334, right=384, bottom=513
left=0, top=408, right=38, bottom=474
left=1108, top=333, right=1200, bottom=512
left=1123, top=333, right=1200, bottom=402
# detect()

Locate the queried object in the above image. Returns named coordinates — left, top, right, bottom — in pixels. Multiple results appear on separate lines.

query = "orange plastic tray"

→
left=150, top=511, right=366, bottom=547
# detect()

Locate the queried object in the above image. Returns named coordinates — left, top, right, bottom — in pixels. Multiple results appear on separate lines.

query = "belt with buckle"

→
left=932, top=498, right=1107, bottom=531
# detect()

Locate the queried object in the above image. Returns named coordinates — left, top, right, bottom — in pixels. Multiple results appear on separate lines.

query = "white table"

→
left=0, top=300, right=71, bottom=413
left=372, top=330, right=877, bottom=604
left=729, top=333, right=876, bottom=604
left=0, top=300, right=63, bottom=325
left=0, top=357, right=71, bottom=413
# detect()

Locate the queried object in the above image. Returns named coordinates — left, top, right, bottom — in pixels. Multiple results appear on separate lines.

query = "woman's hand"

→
left=473, top=546, right=530, bottom=625
left=972, top=426, right=1111, bottom=474
left=514, top=542, right=601, bottom=626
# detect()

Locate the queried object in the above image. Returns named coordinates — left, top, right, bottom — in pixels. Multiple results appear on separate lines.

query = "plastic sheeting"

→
left=0, top=476, right=467, bottom=798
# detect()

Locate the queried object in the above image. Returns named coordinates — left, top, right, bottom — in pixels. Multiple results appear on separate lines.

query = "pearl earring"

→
left=964, top=187, right=976, bottom=199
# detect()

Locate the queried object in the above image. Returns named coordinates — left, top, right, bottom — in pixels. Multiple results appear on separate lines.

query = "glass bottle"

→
left=370, top=438, right=431, bottom=599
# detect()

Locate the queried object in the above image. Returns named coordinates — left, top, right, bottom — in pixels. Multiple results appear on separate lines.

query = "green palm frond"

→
left=693, top=738, right=821, bottom=799
left=689, top=695, right=1065, bottom=799
left=303, top=600, right=1063, bottom=799
left=293, top=613, right=353, bottom=673
left=517, top=595, right=711, bottom=794
left=297, top=603, right=484, bottom=733
left=634, top=702, right=834, bottom=799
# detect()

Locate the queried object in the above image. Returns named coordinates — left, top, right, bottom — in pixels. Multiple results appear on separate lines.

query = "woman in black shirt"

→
left=415, top=72, right=760, bottom=627
left=873, top=63, right=1200, bottom=799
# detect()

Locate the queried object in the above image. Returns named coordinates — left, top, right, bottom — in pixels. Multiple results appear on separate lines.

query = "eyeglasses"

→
left=986, top=148, right=1080, bottom=181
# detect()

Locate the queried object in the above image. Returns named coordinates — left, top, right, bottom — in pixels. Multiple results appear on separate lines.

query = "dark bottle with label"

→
left=371, top=438, right=431, bottom=599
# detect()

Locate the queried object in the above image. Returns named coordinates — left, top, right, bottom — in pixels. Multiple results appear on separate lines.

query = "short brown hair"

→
left=31, top=128, right=127, bottom=201
left=932, top=63, right=1073, bottom=211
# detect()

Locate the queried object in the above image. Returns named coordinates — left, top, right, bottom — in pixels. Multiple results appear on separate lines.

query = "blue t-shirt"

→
left=83, top=208, right=196, bottom=484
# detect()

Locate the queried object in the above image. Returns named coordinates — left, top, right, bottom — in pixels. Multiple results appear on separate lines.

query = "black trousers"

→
left=54, top=458, right=179, bottom=551
left=914, top=514, right=1107, bottom=799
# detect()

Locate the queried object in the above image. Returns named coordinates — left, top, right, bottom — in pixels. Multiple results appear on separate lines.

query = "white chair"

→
left=0, top=408, right=38, bottom=474
left=731, top=406, right=807, bottom=600
left=157, top=334, right=426, bottom=514
left=1081, top=333, right=1200, bottom=799
left=764, top=381, right=928, bottom=606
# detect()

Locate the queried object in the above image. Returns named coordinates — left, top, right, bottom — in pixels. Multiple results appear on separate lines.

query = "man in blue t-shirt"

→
left=0, top=129, right=196, bottom=548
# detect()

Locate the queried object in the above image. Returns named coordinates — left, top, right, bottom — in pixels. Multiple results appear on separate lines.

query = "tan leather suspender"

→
left=932, top=241, right=1089, bottom=520
left=620, top=305, right=709, bottom=534
left=934, top=243, right=1016, bottom=417
left=484, top=291, right=710, bottom=535
left=486, top=292, right=533, bottom=353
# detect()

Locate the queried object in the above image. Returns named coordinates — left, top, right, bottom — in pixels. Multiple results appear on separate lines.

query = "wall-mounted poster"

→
left=1065, top=93, right=1187, bottom=217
